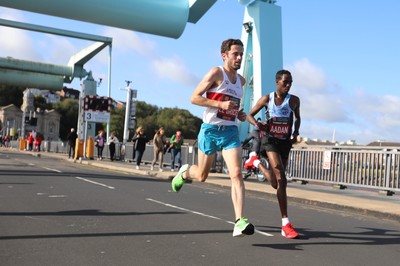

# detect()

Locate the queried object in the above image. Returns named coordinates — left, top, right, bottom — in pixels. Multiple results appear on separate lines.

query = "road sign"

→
left=131, top=89, right=137, bottom=99
left=85, top=110, right=110, bottom=123
left=128, top=117, right=136, bottom=129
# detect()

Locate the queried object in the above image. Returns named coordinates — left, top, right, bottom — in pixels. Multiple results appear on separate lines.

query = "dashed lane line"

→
left=146, top=198, right=273, bottom=237
left=42, top=167, right=62, bottom=173
left=75, top=176, right=115, bottom=190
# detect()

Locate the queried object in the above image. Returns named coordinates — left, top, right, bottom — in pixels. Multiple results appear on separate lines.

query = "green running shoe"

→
left=171, top=164, right=189, bottom=192
left=233, top=217, right=255, bottom=237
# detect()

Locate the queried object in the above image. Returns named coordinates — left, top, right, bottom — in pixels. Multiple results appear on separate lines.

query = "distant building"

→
left=367, top=141, right=400, bottom=148
left=0, top=89, right=61, bottom=140
left=112, top=99, right=125, bottom=109
left=295, top=137, right=358, bottom=147
left=29, top=88, right=61, bottom=103
left=0, top=104, right=22, bottom=138
left=58, top=87, right=80, bottom=100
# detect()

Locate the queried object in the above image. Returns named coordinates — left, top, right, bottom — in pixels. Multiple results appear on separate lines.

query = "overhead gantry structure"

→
left=238, top=0, right=283, bottom=140
left=0, top=18, right=112, bottom=90
left=0, top=0, right=218, bottom=89
left=0, top=0, right=218, bottom=39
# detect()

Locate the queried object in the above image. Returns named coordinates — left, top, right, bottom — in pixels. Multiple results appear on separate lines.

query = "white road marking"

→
left=146, top=198, right=273, bottom=237
left=75, top=176, right=115, bottom=190
left=43, top=167, right=62, bottom=173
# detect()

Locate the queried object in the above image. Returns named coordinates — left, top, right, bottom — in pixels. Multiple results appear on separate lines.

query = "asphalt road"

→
left=1, top=151, right=399, bottom=266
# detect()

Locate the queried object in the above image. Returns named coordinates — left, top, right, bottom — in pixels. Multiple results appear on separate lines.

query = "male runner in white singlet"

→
left=171, top=39, right=254, bottom=237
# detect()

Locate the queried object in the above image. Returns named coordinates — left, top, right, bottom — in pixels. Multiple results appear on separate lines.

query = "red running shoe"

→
left=281, top=223, right=299, bottom=239
left=244, top=155, right=259, bottom=170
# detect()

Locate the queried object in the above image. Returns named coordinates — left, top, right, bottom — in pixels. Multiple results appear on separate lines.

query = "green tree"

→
left=53, top=99, right=79, bottom=140
left=0, top=86, right=24, bottom=107
left=134, top=101, right=159, bottom=139
left=109, top=107, right=126, bottom=141
left=157, top=108, right=202, bottom=139
left=34, top=95, right=53, bottom=111
left=108, top=101, right=202, bottom=142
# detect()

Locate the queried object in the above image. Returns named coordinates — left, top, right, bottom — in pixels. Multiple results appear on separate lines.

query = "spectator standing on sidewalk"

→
left=67, top=128, right=77, bottom=158
left=108, top=131, right=119, bottom=161
left=151, top=127, right=167, bottom=171
left=132, top=127, right=148, bottom=170
left=95, top=130, right=106, bottom=160
left=3, top=135, right=10, bottom=148
left=34, top=133, right=43, bottom=152
left=27, top=132, right=34, bottom=151
left=169, top=130, right=184, bottom=171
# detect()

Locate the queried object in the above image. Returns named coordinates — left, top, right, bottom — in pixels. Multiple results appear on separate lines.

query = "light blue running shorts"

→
left=198, top=123, right=241, bottom=155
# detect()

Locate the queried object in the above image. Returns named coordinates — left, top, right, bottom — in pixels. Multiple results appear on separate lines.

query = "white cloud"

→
left=287, top=58, right=349, bottom=123
left=289, top=58, right=328, bottom=93
left=42, top=34, right=81, bottom=64
left=152, top=57, right=199, bottom=86
left=352, top=89, right=400, bottom=132
left=100, top=27, right=200, bottom=87
left=301, top=94, right=351, bottom=122
left=0, top=8, right=42, bottom=60
left=102, top=27, right=156, bottom=57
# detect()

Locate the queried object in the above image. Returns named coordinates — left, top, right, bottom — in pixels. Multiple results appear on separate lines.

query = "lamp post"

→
left=122, top=81, right=132, bottom=145
left=120, top=81, right=137, bottom=161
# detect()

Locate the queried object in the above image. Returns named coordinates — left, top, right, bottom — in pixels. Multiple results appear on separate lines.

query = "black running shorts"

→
left=260, top=135, right=292, bottom=161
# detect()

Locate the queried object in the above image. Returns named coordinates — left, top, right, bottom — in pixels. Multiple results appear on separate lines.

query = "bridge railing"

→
left=8, top=140, right=399, bottom=193
left=286, top=146, right=400, bottom=193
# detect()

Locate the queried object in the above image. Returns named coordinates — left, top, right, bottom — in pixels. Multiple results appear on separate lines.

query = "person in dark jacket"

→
left=132, top=126, right=148, bottom=170
left=67, top=128, right=78, bottom=158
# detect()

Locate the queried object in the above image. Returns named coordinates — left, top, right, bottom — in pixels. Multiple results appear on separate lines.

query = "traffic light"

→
left=87, top=97, right=109, bottom=112
left=99, top=98, right=109, bottom=111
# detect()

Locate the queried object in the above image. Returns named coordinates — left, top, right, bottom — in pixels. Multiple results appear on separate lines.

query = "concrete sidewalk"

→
left=10, top=149, right=400, bottom=223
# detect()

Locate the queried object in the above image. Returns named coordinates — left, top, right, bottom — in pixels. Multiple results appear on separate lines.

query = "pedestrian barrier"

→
left=74, top=139, right=84, bottom=159
left=86, top=136, right=94, bottom=159
left=287, top=146, right=400, bottom=194
left=8, top=140, right=399, bottom=194
left=19, top=138, right=26, bottom=151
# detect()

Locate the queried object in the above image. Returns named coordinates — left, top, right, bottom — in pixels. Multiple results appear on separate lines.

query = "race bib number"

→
left=216, top=95, right=240, bottom=121
left=268, top=117, right=291, bottom=139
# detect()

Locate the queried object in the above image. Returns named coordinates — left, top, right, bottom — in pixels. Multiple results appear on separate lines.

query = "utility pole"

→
left=120, top=80, right=137, bottom=161
left=123, top=81, right=132, bottom=145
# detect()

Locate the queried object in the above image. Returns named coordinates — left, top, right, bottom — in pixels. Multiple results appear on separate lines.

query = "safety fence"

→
left=287, top=146, right=400, bottom=194
left=8, top=141, right=400, bottom=193
left=9, top=140, right=202, bottom=171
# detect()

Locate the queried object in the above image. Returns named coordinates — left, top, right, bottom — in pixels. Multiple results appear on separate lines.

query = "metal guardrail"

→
left=287, top=146, right=400, bottom=193
left=9, top=141, right=399, bottom=193
left=9, top=140, right=200, bottom=171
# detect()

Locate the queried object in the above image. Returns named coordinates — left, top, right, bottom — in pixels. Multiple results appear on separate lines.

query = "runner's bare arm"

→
left=190, top=67, right=231, bottom=110
left=247, top=94, right=270, bottom=129
left=291, top=96, right=301, bottom=135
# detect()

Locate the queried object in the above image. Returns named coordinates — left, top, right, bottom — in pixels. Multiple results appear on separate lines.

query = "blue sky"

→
left=1, top=0, right=400, bottom=144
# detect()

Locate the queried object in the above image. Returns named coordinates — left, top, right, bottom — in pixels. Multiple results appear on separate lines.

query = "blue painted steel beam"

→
left=0, top=0, right=215, bottom=39
left=238, top=0, right=283, bottom=140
